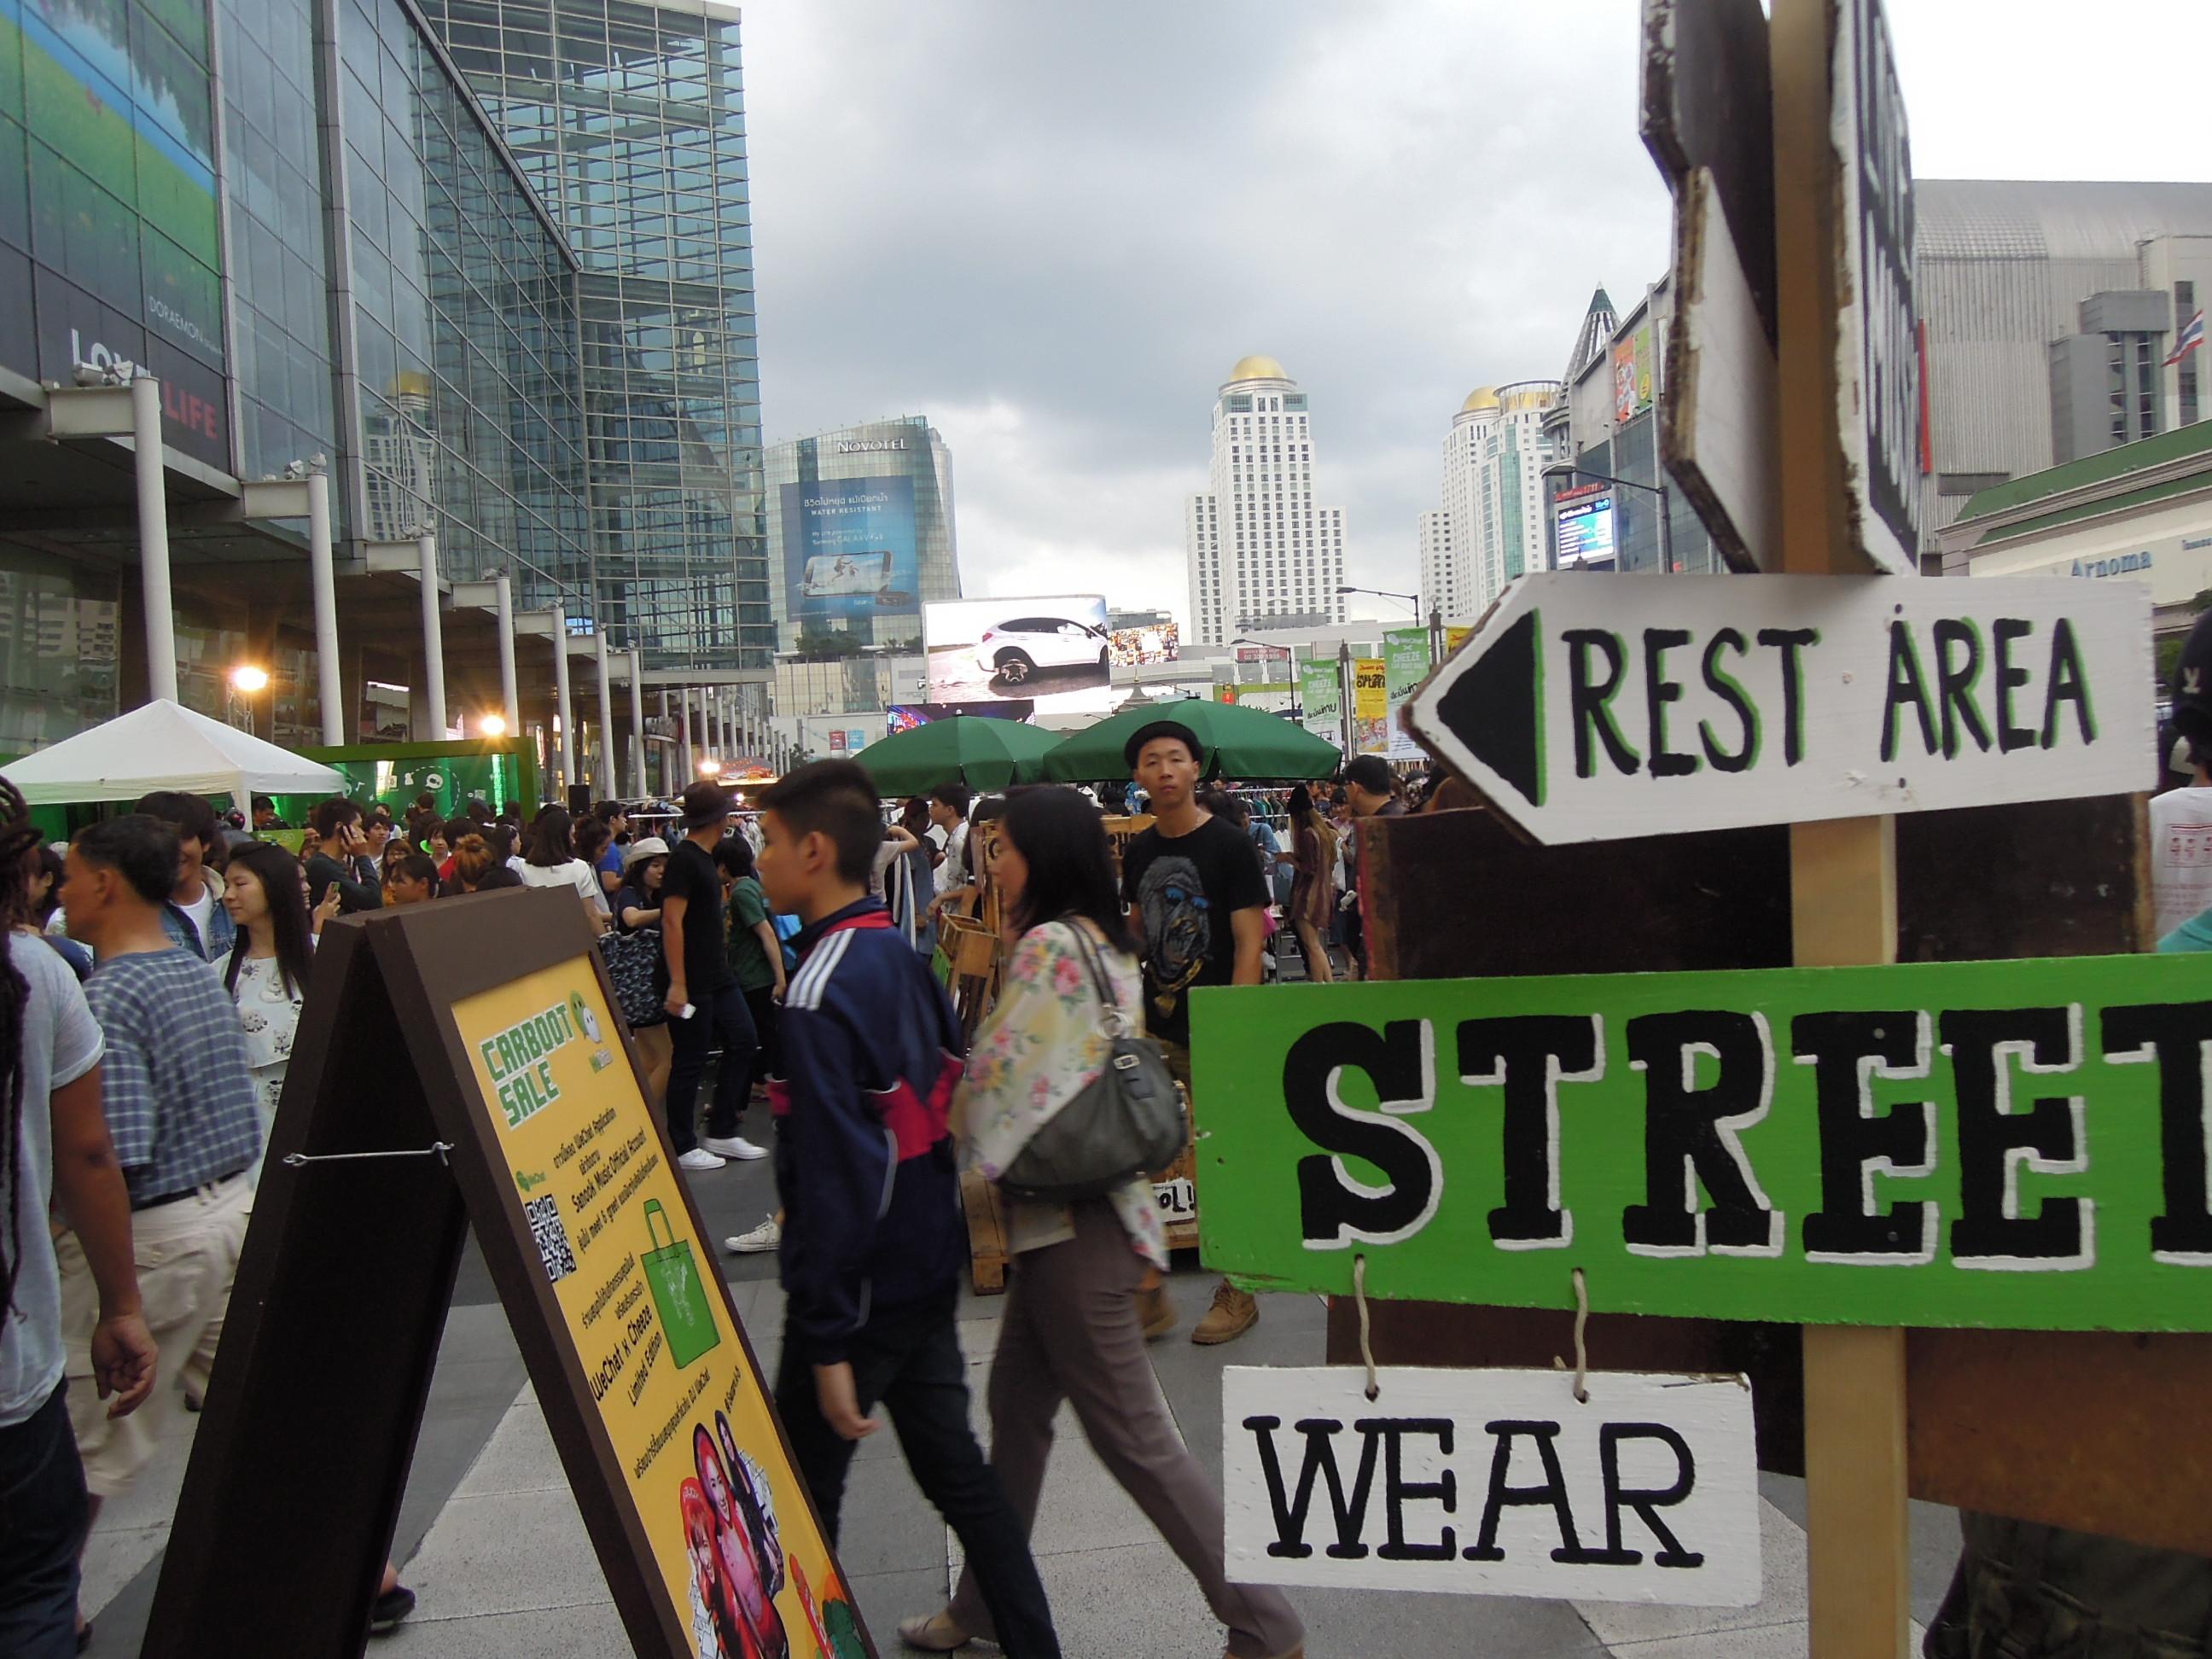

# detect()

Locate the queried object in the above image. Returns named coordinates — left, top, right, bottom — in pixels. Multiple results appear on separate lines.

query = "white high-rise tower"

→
left=1186, top=357, right=1348, bottom=645
left=1418, top=381, right=1563, bottom=623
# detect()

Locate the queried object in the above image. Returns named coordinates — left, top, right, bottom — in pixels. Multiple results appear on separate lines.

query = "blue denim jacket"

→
left=161, top=877, right=236, bottom=963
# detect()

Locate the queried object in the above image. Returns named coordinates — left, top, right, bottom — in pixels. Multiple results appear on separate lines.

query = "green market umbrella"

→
left=1043, top=699, right=1342, bottom=783
left=856, top=714, right=1062, bottom=797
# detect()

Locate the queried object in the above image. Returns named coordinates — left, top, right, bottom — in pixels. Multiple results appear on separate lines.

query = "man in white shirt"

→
left=925, top=783, right=972, bottom=912
left=132, top=792, right=234, bottom=962
left=2152, top=743, right=2212, bottom=938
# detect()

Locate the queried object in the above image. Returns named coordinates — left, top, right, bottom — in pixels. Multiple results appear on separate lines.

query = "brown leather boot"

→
left=1191, top=1279, right=1259, bottom=1344
left=1138, top=1281, right=1178, bottom=1340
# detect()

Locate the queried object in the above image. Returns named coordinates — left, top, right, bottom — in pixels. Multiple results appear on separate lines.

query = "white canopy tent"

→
left=1, top=699, right=345, bottom=812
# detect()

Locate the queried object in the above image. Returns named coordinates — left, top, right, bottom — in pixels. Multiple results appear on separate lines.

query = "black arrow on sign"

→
left=1430, top=608, right=1544, bottom=809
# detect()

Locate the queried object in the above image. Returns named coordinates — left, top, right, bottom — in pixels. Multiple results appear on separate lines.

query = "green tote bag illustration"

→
left=641, top=1199, right=721, bottom=1369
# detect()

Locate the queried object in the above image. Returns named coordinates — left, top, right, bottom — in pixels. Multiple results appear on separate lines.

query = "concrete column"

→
left=416, top=531, right=446, bottom=740
left=131, top=374, right=178, bottom=703
left=628, top=649, right=647, bottom=799
left=678, top=687, right=695, bottom=784
left=494, top=571, right=520, bottom=736
left=594, top=632, right=614, bottom=799
left=307, top=468, right=342, bottom=742
left=550, top=608, right=575, bottom=794
left=659, top=690, right=671, bottom=798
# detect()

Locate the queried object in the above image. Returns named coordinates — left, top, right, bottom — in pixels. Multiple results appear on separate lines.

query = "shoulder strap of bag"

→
left=1059, top=919, right=1128, bottom=1036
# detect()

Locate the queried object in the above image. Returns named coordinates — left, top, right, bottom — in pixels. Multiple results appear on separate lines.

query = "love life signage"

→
left=1190, top=953, right=2212, bottom=1333
left=1222, top=1367, right=1760, bottom=1606
left=1402, top=573, right=2151, bottom=845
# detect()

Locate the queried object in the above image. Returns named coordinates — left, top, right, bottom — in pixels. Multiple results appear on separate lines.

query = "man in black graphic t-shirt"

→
left=1118, top=720, right=1268, bottom=1347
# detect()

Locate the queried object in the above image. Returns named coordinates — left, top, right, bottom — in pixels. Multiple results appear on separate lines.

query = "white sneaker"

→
left=677, top=1147, right=726, bottom=1171
left=725, top=1215, right=782, bottom=1254
left=700, top=1134, right=768, bottom=1161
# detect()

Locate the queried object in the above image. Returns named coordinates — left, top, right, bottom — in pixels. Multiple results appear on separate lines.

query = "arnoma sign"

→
left=1404, top=573, right=2150, bottom=844
left=1192, top=953, right=2212, bottom=1332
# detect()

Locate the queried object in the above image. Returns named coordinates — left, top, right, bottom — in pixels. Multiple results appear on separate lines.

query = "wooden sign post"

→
left=145, top=890, right=874, bottom=1659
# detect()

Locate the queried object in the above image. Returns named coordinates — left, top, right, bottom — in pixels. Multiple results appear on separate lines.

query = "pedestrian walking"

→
left=217, top=841, right=317, bottom=1179
left=50, top=817, right=263, bottom=1618
left=886, top=797, right=940, bottom=957
left=132, top=791, right=236, bottom=963
left=1118, top=721, right=1271, bottom=1345
left=754, top=760, right=1062, bottom=1659
left=519, top=807, right=609, bottom=932
left=1284, top=785, right=1338, bottom=985
left=716, top=835, right=786, bottom=1257
left=1338, top=755, right=1405, bottom=982
left=659, top=782, right=762, bottom=1171
left=904, top=784, right=1306, bottom=1659
left=613, top=836, right=669, bottom=932
left=304, top=800, right=385, bottom=913
left=0, top=781, right=157, bottom=1659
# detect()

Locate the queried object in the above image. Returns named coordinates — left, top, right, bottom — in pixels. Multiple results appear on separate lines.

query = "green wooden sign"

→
left=1190, top=954, right=2212, bottom=1331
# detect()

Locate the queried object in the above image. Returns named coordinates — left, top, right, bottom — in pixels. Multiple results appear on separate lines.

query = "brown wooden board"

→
left=143, top=922, right=469, bottom=1656
left=146, top=889, right=875, bottom=1656
left=1334, top=795, right=2212, bottom=1557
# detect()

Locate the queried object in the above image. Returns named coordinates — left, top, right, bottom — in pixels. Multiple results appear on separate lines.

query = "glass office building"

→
left=415, top=0, right=770, bottom=672
left=0, top=0, right=760, bottom=753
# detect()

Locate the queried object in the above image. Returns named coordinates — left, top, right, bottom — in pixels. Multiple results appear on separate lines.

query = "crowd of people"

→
left=0, top=711, right=1447, bottom=1657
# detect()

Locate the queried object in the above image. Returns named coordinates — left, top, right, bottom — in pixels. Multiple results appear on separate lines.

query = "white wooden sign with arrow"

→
left=1403, top=573, right=2151, bottom=846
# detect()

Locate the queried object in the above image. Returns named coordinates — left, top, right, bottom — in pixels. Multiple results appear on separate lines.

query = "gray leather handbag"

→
left=998, top=923, right=1189, bottom=1203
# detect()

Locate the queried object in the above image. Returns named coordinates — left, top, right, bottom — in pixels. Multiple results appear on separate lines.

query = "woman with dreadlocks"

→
left=0, top=778, right=156, bottom=1656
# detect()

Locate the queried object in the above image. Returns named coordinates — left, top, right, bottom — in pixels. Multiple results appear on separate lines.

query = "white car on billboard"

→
left=973, top=614, right=1111, bottom=685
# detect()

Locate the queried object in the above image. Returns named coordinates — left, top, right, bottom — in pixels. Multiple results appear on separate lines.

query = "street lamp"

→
left=1542, top=462, right=1674, bottom=574
left=226, top=664, right=269, bottom=738
left=1338, top=587, right=1447, bottom=667
left=478, top=713, right=508, bottom=739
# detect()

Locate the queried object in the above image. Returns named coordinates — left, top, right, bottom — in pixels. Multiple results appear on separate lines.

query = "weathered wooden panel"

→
left=1337, top=791, right=2212, bottom=1556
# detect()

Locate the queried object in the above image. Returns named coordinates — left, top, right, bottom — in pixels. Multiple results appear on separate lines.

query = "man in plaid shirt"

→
left=53, top=815, right=259, bottom=1522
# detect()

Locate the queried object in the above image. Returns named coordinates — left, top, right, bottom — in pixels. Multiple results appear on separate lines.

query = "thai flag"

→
left=2168, top=309, right=2204, bottom=367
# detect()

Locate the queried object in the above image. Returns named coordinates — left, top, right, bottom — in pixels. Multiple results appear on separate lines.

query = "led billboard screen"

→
left=924, top=594, right=1113, bottom=716
left=781, top=476, right=919, bottom=631
left=1555, top=490, right=1617, bottom=570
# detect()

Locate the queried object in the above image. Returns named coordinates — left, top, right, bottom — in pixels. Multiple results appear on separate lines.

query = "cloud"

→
left=742, top=2, right=1662, bottom=617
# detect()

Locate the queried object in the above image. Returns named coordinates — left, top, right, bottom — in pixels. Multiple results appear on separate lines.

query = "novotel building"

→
left=0, top=0, right=768, bottom=793
left=765, top=416, right=961, bottom=653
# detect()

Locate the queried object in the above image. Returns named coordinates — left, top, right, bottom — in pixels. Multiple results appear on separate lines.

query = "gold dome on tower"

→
left=1460, top=386, right=1501, bottom=414
left=1227, top=355, right=1289, bottom=381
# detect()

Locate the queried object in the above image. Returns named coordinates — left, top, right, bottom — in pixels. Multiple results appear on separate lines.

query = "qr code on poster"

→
left=525, top=1194, right=577, bottom=1284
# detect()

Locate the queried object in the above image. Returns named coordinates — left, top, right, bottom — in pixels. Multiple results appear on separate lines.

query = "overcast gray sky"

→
left=742, top=1, right=2209, bottom=626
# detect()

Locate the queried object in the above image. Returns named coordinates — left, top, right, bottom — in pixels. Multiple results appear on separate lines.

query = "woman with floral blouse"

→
left=899, top=786, right=1306, bottom=1659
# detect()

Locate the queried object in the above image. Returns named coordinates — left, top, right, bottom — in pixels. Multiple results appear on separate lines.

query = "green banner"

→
left=1191, top=954, right=2212, bottom=1332
left=1298, top=659, right=1342, bottom=742
left=1384, top=627, right=1429, bottom=760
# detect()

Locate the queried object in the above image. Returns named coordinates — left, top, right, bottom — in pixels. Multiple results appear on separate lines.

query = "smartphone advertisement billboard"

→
left=781, top=476, right=919, bottom=630
left=923, top=595, right=1114, bottom=716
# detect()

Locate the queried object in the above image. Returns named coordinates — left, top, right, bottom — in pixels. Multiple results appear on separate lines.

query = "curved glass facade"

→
left=415, top=0, right=768, bottom=671
left=342, top=0, right=593, bottom=614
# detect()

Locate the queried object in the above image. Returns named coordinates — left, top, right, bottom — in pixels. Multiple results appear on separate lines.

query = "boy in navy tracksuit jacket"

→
left=755, top=762, right=1061, bottom=1658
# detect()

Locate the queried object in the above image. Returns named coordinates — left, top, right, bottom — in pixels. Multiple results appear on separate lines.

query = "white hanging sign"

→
left=1222, top=1365, right=1760, bottom=1606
